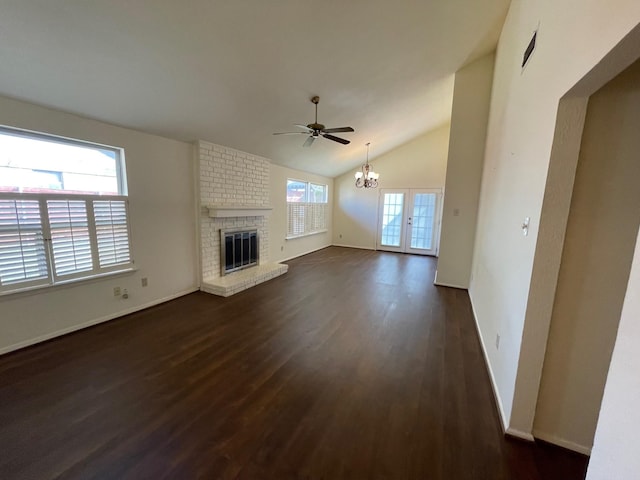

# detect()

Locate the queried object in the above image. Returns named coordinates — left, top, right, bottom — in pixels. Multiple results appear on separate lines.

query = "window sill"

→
left=0, top=267, right=137, bottom=299
left=286, top=229, right=328, bottom=240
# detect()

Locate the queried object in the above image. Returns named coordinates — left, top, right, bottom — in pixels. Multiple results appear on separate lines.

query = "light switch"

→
left=453, top=208, right=460, bottom=217
left=522, top=217, right=530, bottom=236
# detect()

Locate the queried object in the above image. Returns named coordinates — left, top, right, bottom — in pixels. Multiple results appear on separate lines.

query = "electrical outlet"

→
left=141, top=277, right=148, bottom=287
left=113, top=286, right=121, bottom=296
left=122, top=288, right=129, bottom=299
left=495, top=334, right=501, bottom=350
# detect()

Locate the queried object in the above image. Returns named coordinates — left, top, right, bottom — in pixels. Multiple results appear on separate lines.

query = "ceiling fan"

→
left=273, top=96, right=354, bottom=147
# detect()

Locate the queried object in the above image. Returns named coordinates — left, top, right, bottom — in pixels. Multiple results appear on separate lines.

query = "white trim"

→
left=194, top=143, right=202, bottom=290
left=206, top=205, right=273, bottom=218
left=532, top=431, right=592, bottom=455
left=0, top=126, right=126, bottom=195
left=0, top=267, right=137, bottom=299
left=434, top=280, right=468, bottom=290
left=285, top=229, right=328, bottom=240
left=506, top=428, right=535, bottom=442
left=0, top=287, right=199, bottom=356
left=331, top=243, right=376, bottom=251
left=469, top=290, right=510, bottom=434
left=434, top=269, right=469, bottom=289
left=279, top=245, right=331, bottom=263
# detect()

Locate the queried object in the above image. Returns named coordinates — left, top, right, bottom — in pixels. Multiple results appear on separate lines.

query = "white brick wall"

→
left=199, top=140, right=270, bottom=280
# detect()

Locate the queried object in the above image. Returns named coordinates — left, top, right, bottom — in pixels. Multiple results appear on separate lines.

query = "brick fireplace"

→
left=198, top=141, right=287, bottom=297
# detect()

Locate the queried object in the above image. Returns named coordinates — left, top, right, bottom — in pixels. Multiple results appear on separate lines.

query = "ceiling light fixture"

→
left=355, top=142, right=379, bottom=188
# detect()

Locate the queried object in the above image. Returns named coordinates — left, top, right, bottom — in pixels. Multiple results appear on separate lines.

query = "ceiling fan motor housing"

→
left=272, top=95, right=354, bottom=146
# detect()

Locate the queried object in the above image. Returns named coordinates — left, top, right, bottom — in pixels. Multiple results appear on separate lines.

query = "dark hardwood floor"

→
left=0, top=247, right=588, bottom=479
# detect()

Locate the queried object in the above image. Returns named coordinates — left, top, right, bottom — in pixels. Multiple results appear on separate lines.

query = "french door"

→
left=377, top=188, right=442, bottom=256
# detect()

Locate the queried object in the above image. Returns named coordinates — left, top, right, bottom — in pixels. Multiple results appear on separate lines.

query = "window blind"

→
left=94, top=200, right=131, bottom=268
left=0, top=194, right=133, bottom=294
left=0, top=199, right=50, bottom=288
left=47, top=199, right=94, bottom=278
left=287, top=203, right=327, bottom=238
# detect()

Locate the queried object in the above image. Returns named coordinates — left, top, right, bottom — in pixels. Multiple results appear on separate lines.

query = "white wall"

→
left=332, top=125, right=450, bottom=250
left=533, top=59, right=640, bottom=453
left=436, top=53, right=495, bottom=289
left=269, top=164, right=333, bottom=263
left=0, top=96, right=197, bottom=354
left=587, top=224, right=640, bottom=478
left=470, top=0, right=640, bottom=436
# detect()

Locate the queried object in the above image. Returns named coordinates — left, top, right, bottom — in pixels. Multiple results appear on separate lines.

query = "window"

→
left=286, top=179, right=328, bottom=239
left=0, top=127, right=132, bottom=294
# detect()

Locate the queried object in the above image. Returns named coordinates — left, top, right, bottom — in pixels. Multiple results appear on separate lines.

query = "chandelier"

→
left=354, top=142, right=379, bottom=188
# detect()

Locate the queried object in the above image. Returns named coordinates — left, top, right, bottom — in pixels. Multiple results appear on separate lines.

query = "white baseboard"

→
left=533, top=431, right=592, bottom=455
left=0, top=287, right=199, bottom=356
left=279, top=244, right=332, bottom=263
left=469, top=290, right=511, bottom=434
left=434, top=280, right=468, bottom=289
left=506, top=428, right=535, bottom=442
left=434, top=270, right=468, bottom=289
left=331, top=243, right=376, bottom=250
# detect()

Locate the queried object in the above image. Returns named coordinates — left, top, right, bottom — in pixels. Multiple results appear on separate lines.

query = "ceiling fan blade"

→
left=294, top=124, right=313, bottom=132
left=322, top=133, right=350, bottom=145
left=322, top=126, right=354, bottom=134
left=273, top=131, right=308, bottom=135
left=303, top=136, right=315, bottom=147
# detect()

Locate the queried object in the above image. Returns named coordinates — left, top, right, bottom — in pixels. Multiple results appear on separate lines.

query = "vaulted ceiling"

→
left=0, top=0, right=510, bottom=177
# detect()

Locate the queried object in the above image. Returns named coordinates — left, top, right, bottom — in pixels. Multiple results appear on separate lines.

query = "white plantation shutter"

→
left=288, top=203, right=306, bottom=237
left=47, top=199, right=95, bottom=278
left=0, top=199, right=50, bottom=290
left=94, top=200, right=131, bottom=268
left=286, top=203, right=328, bottom=238
left=310, top=203, right=327, bottom=232
left=0, top=127, right=132, bottom=294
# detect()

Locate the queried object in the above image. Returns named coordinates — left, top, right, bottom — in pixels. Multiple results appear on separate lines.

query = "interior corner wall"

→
left=0, top=96, right=198, bottom=355
left=332, top=125, right=450, bottom=250
left=436, top=52, right=495, bottom=289
left=587, top=214, right=640, bottom=479
left=468, top=0, right=640, bottom=436
left=269, top=164, right=333, bottom=263
left=533, top=59, right=640, bottom=454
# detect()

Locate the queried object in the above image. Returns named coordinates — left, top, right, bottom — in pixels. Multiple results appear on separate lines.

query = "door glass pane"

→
left=410, top=193, right=436, bottom=250
left=381, top=193, right=404, bottom=247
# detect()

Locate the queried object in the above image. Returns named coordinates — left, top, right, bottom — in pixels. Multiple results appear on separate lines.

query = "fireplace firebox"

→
left=220, top=229, right=258, bottom=276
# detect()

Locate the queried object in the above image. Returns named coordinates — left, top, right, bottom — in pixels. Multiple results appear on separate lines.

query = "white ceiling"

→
left=0, top=0, right=510, bottom=177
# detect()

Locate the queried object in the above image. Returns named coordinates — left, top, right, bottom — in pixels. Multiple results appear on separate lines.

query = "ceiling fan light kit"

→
left=273, top=96, right=354, bottom=147
left=355, top=142, right=379, bottom=189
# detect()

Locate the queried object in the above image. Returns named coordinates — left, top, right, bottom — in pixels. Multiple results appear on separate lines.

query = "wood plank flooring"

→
left=0, top=247, right=588, bottom=479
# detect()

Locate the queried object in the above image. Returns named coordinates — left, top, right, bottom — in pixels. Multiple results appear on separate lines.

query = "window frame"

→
left=0, top=126, right=134, bottom=296
left=0, top=125, right=128, bottom=196
left=286, top=179, right=329, bottom=239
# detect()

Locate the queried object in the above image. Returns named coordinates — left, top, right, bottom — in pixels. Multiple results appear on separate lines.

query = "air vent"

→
left=522, top=30, right=537, bottom=69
